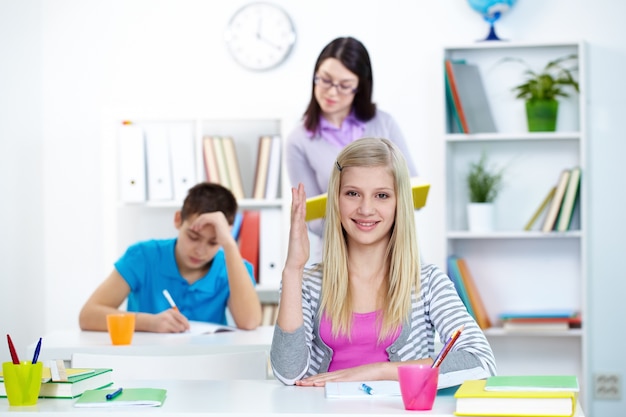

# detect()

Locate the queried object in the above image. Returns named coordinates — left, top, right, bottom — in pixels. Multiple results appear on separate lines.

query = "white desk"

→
left=0, top=379, right=586, bottom=416
left=26, top=326, right=274, bottom=365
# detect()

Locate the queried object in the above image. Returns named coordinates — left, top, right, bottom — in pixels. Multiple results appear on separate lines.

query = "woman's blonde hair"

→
left=319, top=137, right=420, bottom=341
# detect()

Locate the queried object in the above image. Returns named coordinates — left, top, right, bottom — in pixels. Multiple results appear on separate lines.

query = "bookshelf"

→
left=442, top=41, right=587, bottom=406
left=111, top=116, right=288, bottom=320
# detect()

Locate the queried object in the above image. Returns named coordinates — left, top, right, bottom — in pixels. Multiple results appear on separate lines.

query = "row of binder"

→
left=118, top=123, right=282, bottom=203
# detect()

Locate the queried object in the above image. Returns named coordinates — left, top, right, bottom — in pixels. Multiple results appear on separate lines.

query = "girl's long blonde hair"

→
left=318, top=137, right=421, bottom=341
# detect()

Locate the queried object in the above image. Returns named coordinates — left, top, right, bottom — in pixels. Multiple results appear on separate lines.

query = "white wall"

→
left=1, top=1, right=624, bottom=415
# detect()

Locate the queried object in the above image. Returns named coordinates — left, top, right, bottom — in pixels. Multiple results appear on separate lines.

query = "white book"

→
left=118, top=124, right=146, bottom=202
left=168, top=124, right=196, bottom=202
left=259, top=208, right=282, bottom=287
left=144, top=125, right=173, bottom=201
left=264, top=135, right=282, bottom=199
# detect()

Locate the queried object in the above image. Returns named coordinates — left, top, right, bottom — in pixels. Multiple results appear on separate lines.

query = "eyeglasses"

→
left=313, top=76, right=358, bottom=95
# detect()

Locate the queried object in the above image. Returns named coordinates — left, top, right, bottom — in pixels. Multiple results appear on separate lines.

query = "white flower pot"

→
left=467, top=203, right=495, bottom=232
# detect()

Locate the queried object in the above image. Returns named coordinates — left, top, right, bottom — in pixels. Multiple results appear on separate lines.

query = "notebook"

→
left=484, top=375, right=579, bottom=392
left=74, top=388, right=167, bottom=407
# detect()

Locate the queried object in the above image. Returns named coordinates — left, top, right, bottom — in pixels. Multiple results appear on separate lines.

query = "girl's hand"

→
left=149, top=309, right=190, bottom=333
left=284, top=183, right=310, bottom=271
left=295, top=363, right=391, bottom=387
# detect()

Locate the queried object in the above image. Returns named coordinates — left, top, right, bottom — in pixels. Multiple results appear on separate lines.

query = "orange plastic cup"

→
left=106, top=313, right=136, bottom=345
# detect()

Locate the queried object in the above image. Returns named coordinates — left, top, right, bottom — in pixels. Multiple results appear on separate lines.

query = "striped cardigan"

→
left=270, top=263, right=496, bottom=385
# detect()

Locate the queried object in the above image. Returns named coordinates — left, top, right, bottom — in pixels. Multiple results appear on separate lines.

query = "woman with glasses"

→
left=286, top=37, right=417, bottom=255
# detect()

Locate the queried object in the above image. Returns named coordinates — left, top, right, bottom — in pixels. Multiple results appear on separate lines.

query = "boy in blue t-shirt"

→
left=79, top=183, right=262, bottom=333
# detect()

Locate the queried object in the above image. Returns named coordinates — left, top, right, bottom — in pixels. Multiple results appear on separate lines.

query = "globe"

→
left=467, top=0, right=517, bottom=41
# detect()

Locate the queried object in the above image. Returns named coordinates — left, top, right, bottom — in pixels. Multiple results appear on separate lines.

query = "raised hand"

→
left=285, top=183, right=310, bottom=271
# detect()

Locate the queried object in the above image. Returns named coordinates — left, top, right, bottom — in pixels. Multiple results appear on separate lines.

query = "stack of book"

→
left=525, top=167, right=582, bottom=232
left=499, top=309, right=582, bottom=332
left=454, top=375, right=580, bottom=417
left=0, top=367, right=112, bottom=399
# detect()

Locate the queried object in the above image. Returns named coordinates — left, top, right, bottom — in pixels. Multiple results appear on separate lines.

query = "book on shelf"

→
left=211, top=136, right=232, bottom=191
left=444, top=59, right=469, bottom=133
left=144, top=124, right=174, bottom=201
left=524, top=186, right=556, bottom=231
left=556, top=167, right=581, bottom=232
left=456, top=257, right=491, bottom=329
left=305, top=178, right=430, bottom=222
left=74, top=387, right=167, bottom=408
left=231, top=211, right=244, bottom=240
left=498, top=309, right=579, bottom=320
left=454, top=379, right=578, bottom=417
left=264, top=135, right=282, bottom=199
left=118, top=123, right=147, bottom=202
left=542, top=169, right=571, bottom=232
left=445, top=60, right=497, bottom=134
left=238, top=210, right=260, bottom=282
left=252, top=135, right=273, bottom=199
left=202, top=135, right=220, bottom=183
left=221, top=136, right=245, bottom=200
left=1, top=368, right=113, bottom=399
left=444, top=59, right=465, bottom=133
left=168, top=123, right=197, bottom=202
left=447, top=255, right=476, bottom=320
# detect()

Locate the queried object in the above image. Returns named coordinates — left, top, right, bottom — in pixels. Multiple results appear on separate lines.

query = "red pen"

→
left=432, top=325, right=464, bottom=368
left=7, top=334, right=20, bottom=364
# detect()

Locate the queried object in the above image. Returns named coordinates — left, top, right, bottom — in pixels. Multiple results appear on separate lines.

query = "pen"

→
left=162, top=289, right=178, bottom=311
left=432, top=325, right=464, bottom=368
left=32, top=337, right=42, bottom=364
left=106, top=387, right=123, bottom=400
left=6, top=334, right=20, bottom=365
left=360, top=383, right=375, bottom=395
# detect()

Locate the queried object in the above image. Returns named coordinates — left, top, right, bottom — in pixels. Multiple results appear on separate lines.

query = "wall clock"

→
left=224, top=2, right=296, bottom=71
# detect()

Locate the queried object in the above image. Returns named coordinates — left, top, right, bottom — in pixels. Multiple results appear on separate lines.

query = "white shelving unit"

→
left=111, top=115, right=289, bottom=300
left=443, top=41, right=587, bottom=406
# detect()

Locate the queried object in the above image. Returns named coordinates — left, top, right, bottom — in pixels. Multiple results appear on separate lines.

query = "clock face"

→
left=224, top=2, right=296, bottom=71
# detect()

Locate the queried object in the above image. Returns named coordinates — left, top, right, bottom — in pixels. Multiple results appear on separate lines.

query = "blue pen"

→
left=106, top=387, right=123, bottom=400
left=32, top=337, right=42, bottom=364
left=360, top=383, right=375, bottom=395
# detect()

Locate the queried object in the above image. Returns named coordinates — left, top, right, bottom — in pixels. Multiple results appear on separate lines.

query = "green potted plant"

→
left=505, top=54, right=579, bottom=132
left=466, top=152, right=504, bottom=232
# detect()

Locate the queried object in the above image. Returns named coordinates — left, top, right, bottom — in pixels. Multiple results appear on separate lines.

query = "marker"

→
left=6, top=334, right=20, bottom=365
left=32, top=337, right=42, bottom=364
left=106, top=387, right=123, bottom=400
left=360, top=383, right=375, bottom=395
left=162, top=289, right=178, bottom=311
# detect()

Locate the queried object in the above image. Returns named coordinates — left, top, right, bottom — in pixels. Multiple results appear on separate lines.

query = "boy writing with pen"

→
left=79, top=182, right=262, bottom=333
left=270, top=138, right=496, bottom=386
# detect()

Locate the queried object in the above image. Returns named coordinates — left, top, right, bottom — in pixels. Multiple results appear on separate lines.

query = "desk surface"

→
left=0, top=379, right=586, bottom=416
left=27, top=326, right=274, bottom=364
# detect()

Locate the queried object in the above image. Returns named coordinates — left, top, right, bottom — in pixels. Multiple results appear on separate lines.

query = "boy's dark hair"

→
left=180, top=182, right=238, bottom=224
left=304, top=36, right=377, bottom=133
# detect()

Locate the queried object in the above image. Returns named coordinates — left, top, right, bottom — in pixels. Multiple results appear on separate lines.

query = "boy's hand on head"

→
left=150, top=309, right=190, bottom=333
left=189, top=212, right=235, bottom=246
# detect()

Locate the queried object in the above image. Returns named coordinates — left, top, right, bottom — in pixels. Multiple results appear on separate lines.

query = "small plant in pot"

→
left=505, top=54, right=579, bottom=132
left=466, top=152, right=504, bottom=232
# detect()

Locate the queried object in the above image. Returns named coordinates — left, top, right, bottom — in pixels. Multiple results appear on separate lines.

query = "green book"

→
left=74, top=388, right=167, bottom=408
left=484, top=375, right=579, bottom=392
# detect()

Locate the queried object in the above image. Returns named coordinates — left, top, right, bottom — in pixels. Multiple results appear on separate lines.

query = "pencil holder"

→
left=2, top=361, right=43, bottom=406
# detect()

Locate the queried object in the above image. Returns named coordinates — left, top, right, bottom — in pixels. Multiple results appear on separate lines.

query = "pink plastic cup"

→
left=397, top=364, right=439, bottom=411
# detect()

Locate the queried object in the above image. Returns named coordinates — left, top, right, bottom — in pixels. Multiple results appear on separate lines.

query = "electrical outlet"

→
left=594, top=373, right=621, bottom=400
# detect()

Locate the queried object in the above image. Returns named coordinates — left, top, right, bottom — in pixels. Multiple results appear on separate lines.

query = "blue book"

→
left=447, top=255, right=476, bottom=319
left=231, top=211, right=244, bottom=240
